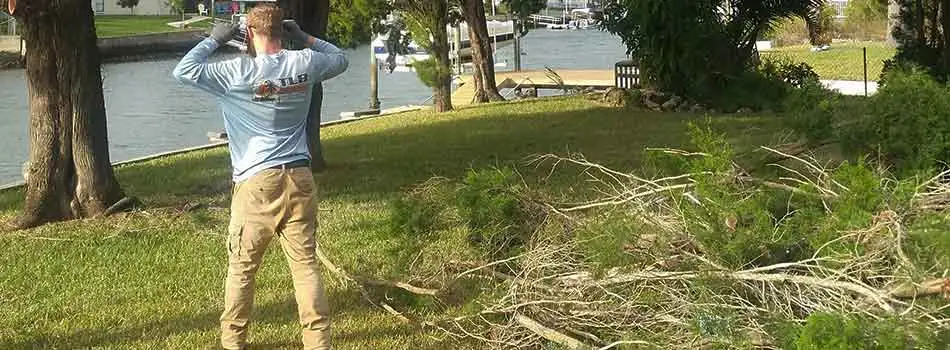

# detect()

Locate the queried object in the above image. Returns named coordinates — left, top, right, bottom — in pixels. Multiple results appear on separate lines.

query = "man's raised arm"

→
left=283, top=20, right=349, bottom=82
left=172, top=23, right=240, bottom=95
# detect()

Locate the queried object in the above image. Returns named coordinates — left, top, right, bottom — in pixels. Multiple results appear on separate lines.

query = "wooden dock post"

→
left=370, top=46, right=380, bottom=110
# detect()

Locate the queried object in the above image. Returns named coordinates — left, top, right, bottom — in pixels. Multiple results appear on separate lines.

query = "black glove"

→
left=210, top=22, right=240, bottom=45
left=282, top=20, right=311, bottom=44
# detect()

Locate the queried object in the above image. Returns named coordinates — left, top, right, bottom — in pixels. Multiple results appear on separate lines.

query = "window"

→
left=94, top=0, right=105, bottom=13
left=830, top=0, right=848, bottom=19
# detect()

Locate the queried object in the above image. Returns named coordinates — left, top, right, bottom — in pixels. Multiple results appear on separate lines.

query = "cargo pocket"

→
left=227, top=221, right=244, bottom=257
left=291, top=170, right=316, bottom=196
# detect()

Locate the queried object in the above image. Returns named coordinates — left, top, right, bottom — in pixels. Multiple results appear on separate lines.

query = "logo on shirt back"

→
left=252, top=74, right=310, bottom=102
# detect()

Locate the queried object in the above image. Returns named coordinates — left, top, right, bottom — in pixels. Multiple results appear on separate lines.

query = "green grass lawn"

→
left=763, top=41, right=896, bottom=81
left=96, top=15, right=212, bottom=38
left=0, top=98, right=783, bottom=349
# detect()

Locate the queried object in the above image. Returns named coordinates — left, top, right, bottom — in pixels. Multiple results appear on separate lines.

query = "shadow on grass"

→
left=115, top=148, right=231, bottom=207
left=317, top=105, right=776, bottom=203
left=0, top=188, right=24, bottom=215
left=4, top=307, right=221, bottom=349
left=3, top=287, right=395, bottom=349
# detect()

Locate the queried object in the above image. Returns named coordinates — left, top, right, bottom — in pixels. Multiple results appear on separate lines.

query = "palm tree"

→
left=719, top=0, right=826, bottom=64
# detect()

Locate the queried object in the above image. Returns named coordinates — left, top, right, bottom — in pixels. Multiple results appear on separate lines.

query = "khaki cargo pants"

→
left=221, top=166, right=331, bottom=350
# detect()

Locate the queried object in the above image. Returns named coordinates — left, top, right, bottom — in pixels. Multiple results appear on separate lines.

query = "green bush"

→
left=704, top=70, right=788, bottom=112
left=846, top=0, right=888, bottom=22
left=783, top=92, right=861, bottom=145
left=669, top=123, right=809, bottom=268
left=456, top=167, right=531, bottom=256
left=409, top=58, right=444, bottom=88
left=601, top=0, right=821, bottom=109
left=766, top=17, right=812, bottom=46
left=789, top=312, right=947, bottom=350
left=575, top=212, right=654, bottom=273
left=790, top=160, right=885, bottom=254
left=700, top=56, right=823, bottom=112
left=795, top=313, right=869, bottom=350
left=387, top=179, right=454, bottom=238
left=906, top=215, right=950, bottom=273
left=388, top=196, right=444, bottom=237
left=843, top=67, right=950, bottom=174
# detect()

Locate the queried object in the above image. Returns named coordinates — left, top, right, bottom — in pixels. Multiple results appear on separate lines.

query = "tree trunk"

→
left=470, top=53, right=487, bottom=103
left=941, top=0, right=950, bottom=73
left=11, top=0, right=125, bottom=229
left=281, top=0, right=330, bottom=172
left=888, top=0, right=900, bottom=46
left=917, top=0, right=927, bottom=43
left=461, top=0, right=504, bottom=103
left=430, top=1, right=453, bottom=112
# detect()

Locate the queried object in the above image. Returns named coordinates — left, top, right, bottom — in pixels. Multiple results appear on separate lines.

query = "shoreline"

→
left=0, top=30, right=228, bottom=70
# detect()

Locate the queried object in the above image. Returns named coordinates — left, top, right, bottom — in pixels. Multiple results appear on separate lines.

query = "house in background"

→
left=829, top=0, right=850, bottom=19
left=91, top=0, right=175, bottom=15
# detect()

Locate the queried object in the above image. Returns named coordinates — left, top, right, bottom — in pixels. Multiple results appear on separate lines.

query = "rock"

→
left=644, top=98, right=663, bottom=112
left=736, top=107, right=754, bottom=114
left=689, top=104, right=706, bottom=113
left=641, top=89, right=668, bottom=104
left=661, top=95, right=683, bottom=111
left=603, top=87, right=627, bottom=107
left=675, top=100, right=692, bottom=112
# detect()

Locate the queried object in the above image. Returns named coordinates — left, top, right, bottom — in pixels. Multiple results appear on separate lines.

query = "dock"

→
left=451, top=68, right=879, bottom=105
left=166, top=16, right=211, bottom=29
left=452, top=69, right=615, bottom=106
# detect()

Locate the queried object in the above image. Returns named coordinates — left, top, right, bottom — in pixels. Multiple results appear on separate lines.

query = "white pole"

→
left=492, top=0, right=497, bottom=62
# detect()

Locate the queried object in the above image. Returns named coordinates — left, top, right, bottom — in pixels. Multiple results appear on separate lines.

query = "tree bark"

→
left=917, top=0, right=927, bottom=43
left=281, top=0, right=330, bottom=172
left=461, top=0, right=504, bottom=103
left=11, top=0, right=125, bottom=229
left=888, top=0, right=900, bottom=46
left=430, top=1, right=453, bottom=112
left=942, top=0, right=950, bottom=71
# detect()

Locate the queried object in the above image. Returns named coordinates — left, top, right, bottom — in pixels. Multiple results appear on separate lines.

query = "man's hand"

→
left=282, top=20, right=311, bottom=45
left=211, top=22, right=240, bottom=45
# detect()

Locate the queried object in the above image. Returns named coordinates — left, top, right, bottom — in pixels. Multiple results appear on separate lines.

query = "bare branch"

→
left=514, top=313, right=592, bottom=349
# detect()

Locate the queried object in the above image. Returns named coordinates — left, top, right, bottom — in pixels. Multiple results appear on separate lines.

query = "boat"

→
left=568, top=8, right=599, bottom=29
left=372, top=20, right=516, bottom=73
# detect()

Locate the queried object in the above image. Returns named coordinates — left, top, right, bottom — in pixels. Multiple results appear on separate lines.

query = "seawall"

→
left=0, top=30, right=232, bottom=68
left=98, top=30, right=227, bottom=60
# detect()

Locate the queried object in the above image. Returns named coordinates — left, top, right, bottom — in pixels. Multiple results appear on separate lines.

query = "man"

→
left=172, top=4, right=347, bottom=350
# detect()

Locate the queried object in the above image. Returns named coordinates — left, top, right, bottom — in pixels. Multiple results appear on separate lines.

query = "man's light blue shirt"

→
left=172, top=37, right=348, bottom=182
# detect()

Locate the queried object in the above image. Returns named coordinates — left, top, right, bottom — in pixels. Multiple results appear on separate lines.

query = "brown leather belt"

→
left=268, top=159, right=310, bottom=170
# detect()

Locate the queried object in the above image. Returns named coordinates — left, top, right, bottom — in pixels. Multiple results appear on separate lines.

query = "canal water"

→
left=0, top=29, right=629, bottom=184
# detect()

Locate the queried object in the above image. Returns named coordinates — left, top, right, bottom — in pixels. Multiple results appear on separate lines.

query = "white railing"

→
left=0, top=11, right=16, bottom=36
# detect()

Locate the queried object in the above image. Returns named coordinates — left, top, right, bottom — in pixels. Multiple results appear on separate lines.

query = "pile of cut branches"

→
left=323, top=129, right=950, bottom=348
left=418, top=144, right=950, bottom=348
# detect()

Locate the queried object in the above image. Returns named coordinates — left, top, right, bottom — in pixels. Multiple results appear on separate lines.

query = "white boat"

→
left=567, top=8, right=599, bottom=29
left=372, top=20, right=516, bottom=72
